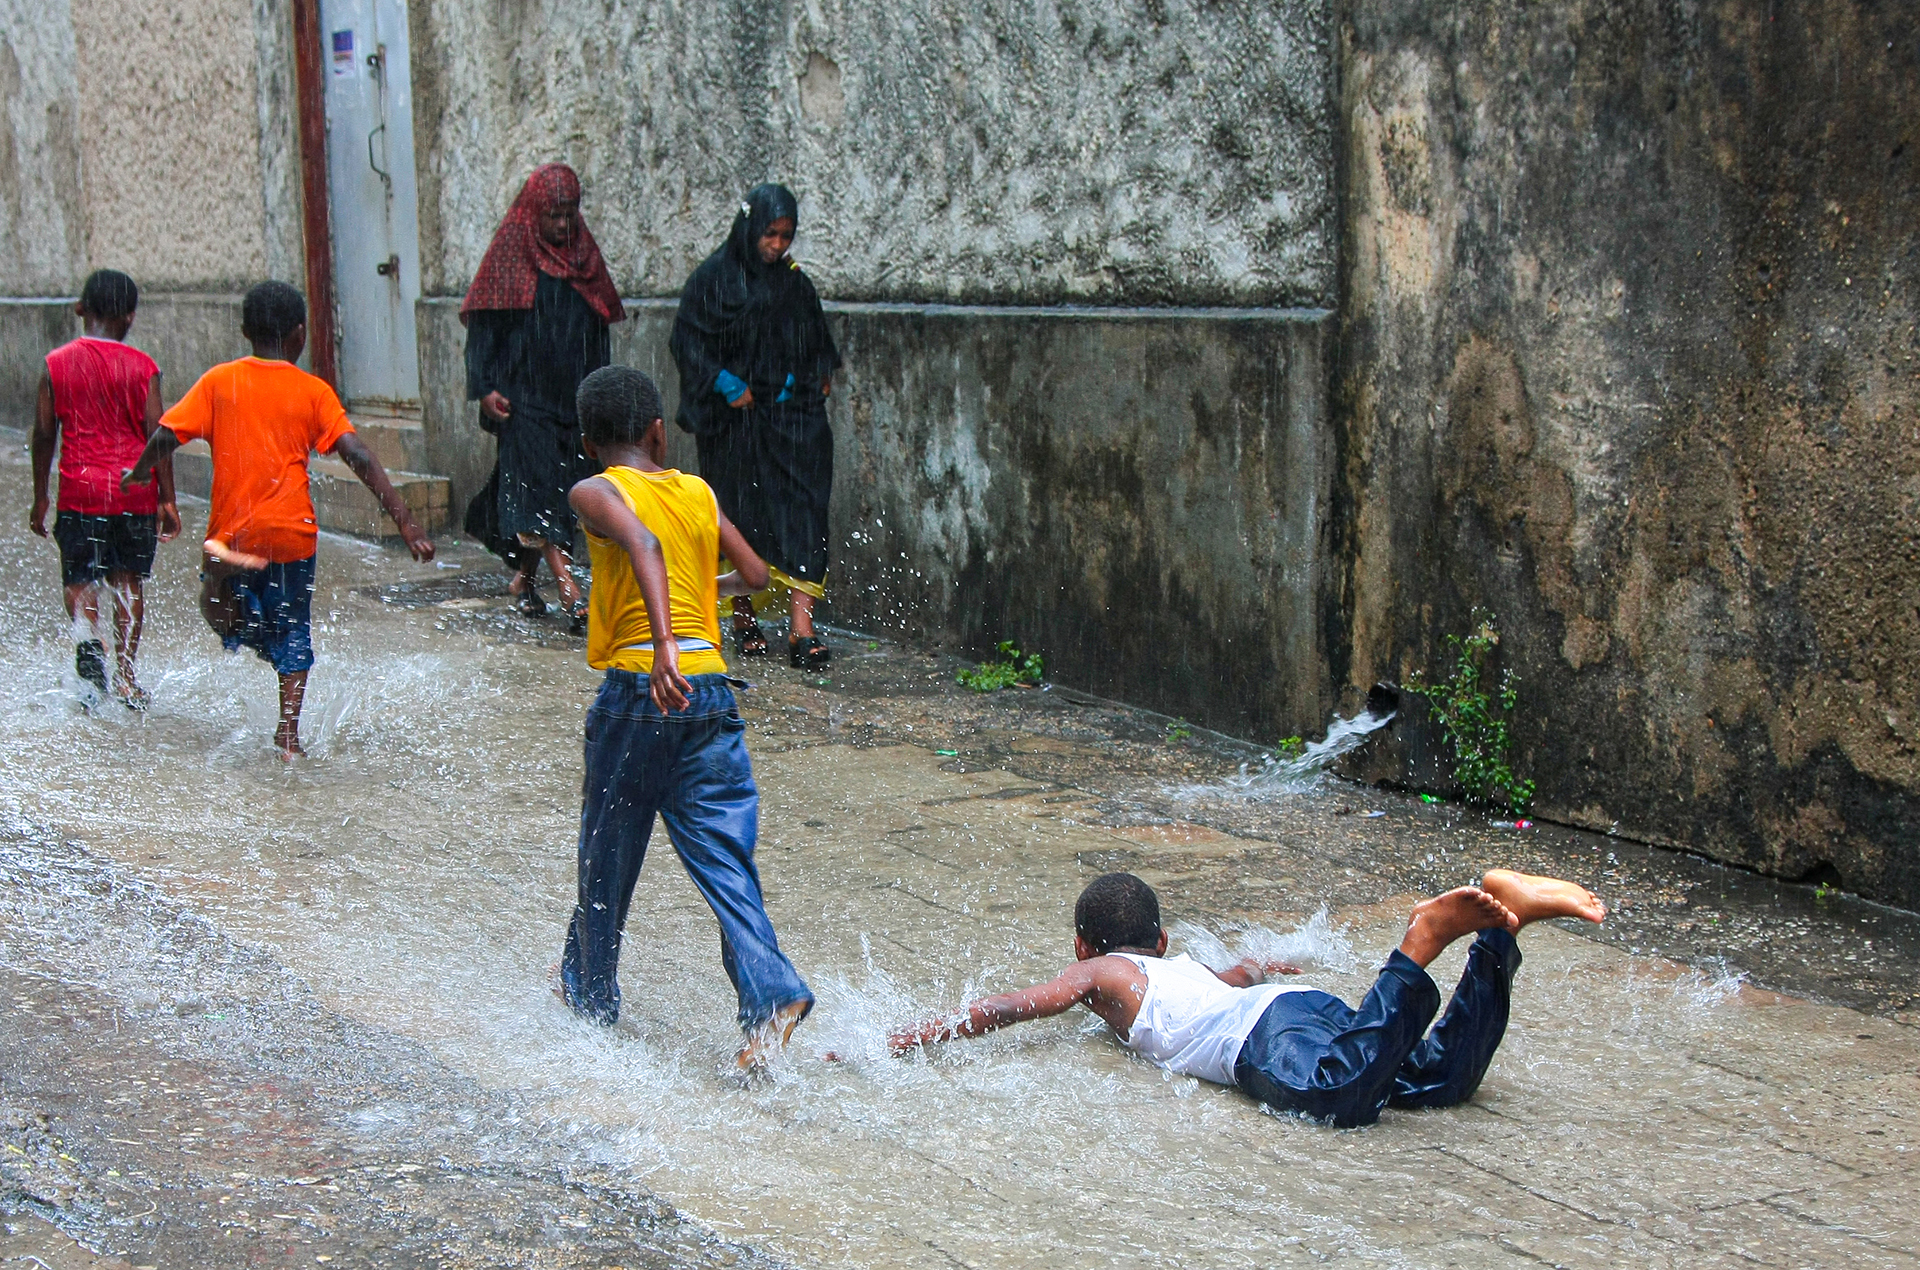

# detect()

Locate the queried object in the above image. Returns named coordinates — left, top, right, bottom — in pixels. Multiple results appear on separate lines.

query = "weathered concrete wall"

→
left=407, top=0, right=1334, bottom=307
left=0, top=0, right=301, bottom=296
left=0, top=0, right=86, bottom=294
left=420, top=297, right=1333, bottom=737
left=1333, top=0, right=1920, bottom=904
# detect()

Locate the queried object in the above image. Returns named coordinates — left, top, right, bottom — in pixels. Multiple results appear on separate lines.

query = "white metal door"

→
left=322, top=0, right=422, bottom=409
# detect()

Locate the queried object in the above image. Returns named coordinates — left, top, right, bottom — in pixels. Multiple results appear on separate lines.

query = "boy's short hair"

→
left=241, top=281, right=307, bottom=344
left=80, top=270, right=139, bottom=320
left=577, top=366, right=664, bottom=445
left=1075, top=872, right=1162, bottom=955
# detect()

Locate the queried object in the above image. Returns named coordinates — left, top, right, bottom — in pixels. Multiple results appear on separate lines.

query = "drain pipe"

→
left=291, top=0, right=339, bottom=387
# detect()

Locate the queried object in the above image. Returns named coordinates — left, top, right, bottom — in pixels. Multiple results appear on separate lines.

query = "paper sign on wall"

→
left=332, top=30, right=358, bottom=78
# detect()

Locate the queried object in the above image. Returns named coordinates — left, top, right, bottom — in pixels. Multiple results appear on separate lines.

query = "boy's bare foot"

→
left=1480, top=869, right=1607, bottom=928
left=203, top=537, right=269, bottom=572
left=113, top=678, right=151, bottom=711
left=274, top=724, right=305, bottom=760
left=1399, top=887, right=1517, bottom=968
left=735, top=999, right=813, bottom=1076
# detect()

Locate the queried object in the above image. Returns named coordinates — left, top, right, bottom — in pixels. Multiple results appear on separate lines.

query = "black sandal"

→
left=512, top=578, right=548, bottom=618
left=789, top=634, right=831, bottom=671
left=567, top=600, right=589, bottom=637
left=733, top=612, right=769, bottom=657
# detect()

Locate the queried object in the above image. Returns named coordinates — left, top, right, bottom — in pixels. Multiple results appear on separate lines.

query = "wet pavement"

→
left=2, top=434, right=1918, bottom=1268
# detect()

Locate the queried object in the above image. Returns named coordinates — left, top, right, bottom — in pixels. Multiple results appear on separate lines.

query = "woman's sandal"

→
left=567, top=600, right=589, bottom=637
left=732, top=612, right=769, bottom=657
left=789, top=634, right=832, bottom=671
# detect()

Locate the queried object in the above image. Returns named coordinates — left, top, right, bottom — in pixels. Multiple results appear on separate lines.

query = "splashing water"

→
left=1174, top=702, right=1396, bottom=800
left=1170, top=907, right=1360, bottom=975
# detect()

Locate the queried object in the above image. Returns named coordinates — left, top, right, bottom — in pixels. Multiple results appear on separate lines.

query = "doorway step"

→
left=170, top=410, right=450, bottom=540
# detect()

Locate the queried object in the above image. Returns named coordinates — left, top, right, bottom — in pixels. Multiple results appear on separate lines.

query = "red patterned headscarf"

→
left=459, top=163, right=625, bottom=325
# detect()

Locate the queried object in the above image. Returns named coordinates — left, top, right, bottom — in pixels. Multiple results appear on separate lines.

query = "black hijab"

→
left=670, top=183, right=841, bottom=435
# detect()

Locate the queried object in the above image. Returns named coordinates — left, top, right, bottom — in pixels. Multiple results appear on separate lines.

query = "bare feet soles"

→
left=1399, top=887, right=1516, bottom=968
left=1480, top=869, right=1608, bottom=927
left=203, top=537, right=269, bottom=571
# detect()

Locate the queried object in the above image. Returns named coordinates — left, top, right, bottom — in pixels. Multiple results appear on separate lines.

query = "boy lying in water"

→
left=890, top=869, right=1605, bottom=1127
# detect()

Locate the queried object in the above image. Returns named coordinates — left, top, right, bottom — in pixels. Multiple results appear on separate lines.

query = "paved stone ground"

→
left=1, top=452, right=1916, bottom=1266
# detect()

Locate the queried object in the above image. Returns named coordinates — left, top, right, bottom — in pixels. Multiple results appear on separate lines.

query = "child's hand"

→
left=118, top=465, right=145, bottom=492
left=29, top=494, right=49, bottom=537
left=157, top=501, right=182, bottom=543
left=648, top=637, right=692, bottom=714
left=400, top=522, right=436, bottom=562
left=1256, top=959, right=1305, bottom=979
left=887, top=1030, right=923, bottom=1057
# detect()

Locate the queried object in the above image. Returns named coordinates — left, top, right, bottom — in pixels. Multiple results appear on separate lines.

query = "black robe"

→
left=463, top=273, right=610, bottom=557
left=669, top=188, right=842, bottom=587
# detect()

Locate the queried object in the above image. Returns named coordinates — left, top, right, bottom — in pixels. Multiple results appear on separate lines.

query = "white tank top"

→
left=1115, top=953, right=1309, bottom=1086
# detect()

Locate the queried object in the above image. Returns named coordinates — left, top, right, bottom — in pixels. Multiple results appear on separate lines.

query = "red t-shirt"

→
left=160, top=358, right=355, bottom=563
left=46, top=337, right=161, bottom=516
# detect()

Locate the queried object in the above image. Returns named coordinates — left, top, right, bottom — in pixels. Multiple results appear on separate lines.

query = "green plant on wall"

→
left=957, top=641, right=1045, bottom=692
left=1404, top=612, right=1535, bottom=811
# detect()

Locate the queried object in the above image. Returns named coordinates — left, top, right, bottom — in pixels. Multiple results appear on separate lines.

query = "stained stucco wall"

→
left=1333, top=0, right=1920, bottom=905
left=419, top=298, right=1334, bottom=738
left=0, top=0, right=301, bottom=297
left=407, top=0, right=1334, bottom=307
left=0, top=0, right=86, bottom=294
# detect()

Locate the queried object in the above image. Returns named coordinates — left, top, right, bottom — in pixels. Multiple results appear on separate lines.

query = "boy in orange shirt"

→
left=123, top=281, right=434, bottom=756
left=29, top=269, right=180, bottom=708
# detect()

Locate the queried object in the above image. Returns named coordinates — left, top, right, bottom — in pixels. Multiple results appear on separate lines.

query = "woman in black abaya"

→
left=461, top=163, right=623, bottom=632
left=670, top=184, right=842, bottom=669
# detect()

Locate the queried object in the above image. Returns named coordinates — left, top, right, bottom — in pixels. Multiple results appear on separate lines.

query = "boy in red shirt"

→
left=30, top=270, right=180, bottom=708
left=123, top=281, right=435, bottom=757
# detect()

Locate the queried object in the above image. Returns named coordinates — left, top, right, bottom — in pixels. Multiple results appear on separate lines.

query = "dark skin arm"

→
left=889, top=932, right=1301, bottom=1056
left=716, top=512, right=771, bottom=595
left=29, top=374, right=56, bottom=537
left=569, top=476, right=692, bottom=713
left=332, top=433, right=435, bottom=561
left=143, top=374, right=180, bottom=542
left=121, top=424, right=182, bottom=492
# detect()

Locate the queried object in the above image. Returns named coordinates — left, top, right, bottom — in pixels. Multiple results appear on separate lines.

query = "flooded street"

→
left=3, top=438, right=1919, bottom=1269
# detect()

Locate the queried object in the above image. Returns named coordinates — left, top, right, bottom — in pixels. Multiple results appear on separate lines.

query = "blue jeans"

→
left=1234, top=929, right=1520, bottom=1128
left=560, top=671, right=812, bottom=1028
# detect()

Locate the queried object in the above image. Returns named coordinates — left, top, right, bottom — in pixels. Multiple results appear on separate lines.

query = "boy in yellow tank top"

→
left=559, top=367, right=814, bottom=1072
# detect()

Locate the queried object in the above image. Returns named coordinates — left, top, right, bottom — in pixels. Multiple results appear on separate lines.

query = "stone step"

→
left=171, top=440, right=451, bottom=540
left=348, top=411, right=431, bottom=474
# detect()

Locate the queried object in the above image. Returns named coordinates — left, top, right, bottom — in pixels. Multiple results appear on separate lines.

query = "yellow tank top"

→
left=584, top=466, right=728, bottom=676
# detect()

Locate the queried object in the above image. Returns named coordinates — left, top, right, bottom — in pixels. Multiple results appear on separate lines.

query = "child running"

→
left=891, top=869, right=1606, bottom=1127
left=29, top=270, right=179, bottom=708
left=557, top=365, right=814, bottom=1073
left=121, top=281, right=434, bottom=756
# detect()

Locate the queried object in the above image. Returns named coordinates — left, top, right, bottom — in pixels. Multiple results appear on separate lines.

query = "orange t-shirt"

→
left=161, top=357, right=355, bottom=563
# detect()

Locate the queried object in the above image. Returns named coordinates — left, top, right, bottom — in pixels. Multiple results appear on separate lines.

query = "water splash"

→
left=1174, top=698, right=1396, bottom=800
left=1170, top=907, right=1359, bottom=975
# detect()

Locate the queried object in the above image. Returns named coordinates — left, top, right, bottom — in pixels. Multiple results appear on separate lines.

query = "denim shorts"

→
left=217, top=554, right=317, bottom=675
left=53, top=511, right=157, bottom=586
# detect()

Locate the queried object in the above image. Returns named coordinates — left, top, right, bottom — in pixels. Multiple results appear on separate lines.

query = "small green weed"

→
left=1165, top=719, right=1194, bottom=744
left=1813, top=881, right=1835, bottom=904
left=1404, top=612, right=1536, bottom=812
left=1275, top=735, right=1306, bottom=759
left=957, top=641, right=1044, bottom=692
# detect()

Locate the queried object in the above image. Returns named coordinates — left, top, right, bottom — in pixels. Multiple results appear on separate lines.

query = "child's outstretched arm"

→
left=142, top=372, right=180, bottom=542
left=121, top=424, right=181, bottom=491
left=571, top=475, right=692, bottom=713
left=332, top=433, right=435, bottom=562
left=29, top=374, right=56, bottom=537
left=715, top=510, right=771, bottom=596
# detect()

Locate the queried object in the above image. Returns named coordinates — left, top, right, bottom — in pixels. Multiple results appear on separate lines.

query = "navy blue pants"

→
left=560, top=671, right=811, bottom=1028
left=1234, top=929, right=1521, bottom=1128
